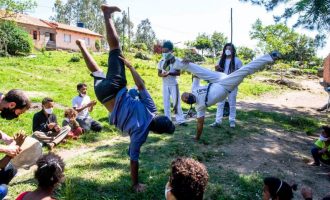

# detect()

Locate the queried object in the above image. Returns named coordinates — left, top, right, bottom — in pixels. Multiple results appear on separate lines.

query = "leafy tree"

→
left=193, top=33, right=212, bottom=56
left=211, top=31, right=227, bottom=54
left=114, top=10, right=134, bottom=50
left=135, top=18, right=156, bottom=51
left=51, top=0, right=106, bottom=36
left=250, top=19, right=317, bottom=64
left=237, top=46, right=256, bottom=64
left=240, top=0, right=330, bottom=46
left=0, top=21, right=33, bottom=56
left=0, top=0, right=36, bottom=17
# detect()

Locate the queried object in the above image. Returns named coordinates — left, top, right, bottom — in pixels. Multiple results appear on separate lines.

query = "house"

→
left=0, top=11, right=102, bottom=51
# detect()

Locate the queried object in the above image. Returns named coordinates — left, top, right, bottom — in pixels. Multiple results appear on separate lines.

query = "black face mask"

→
left=187, top=94, right=196, bottom=104
left=1, top=108, right=19, bottom=120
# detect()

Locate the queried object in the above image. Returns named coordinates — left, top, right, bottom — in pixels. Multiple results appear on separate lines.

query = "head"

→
left=64, top=108, right=77, bottom=119
left=149, top=115, right=175, bottom=134
left=320, top=126, right=330, bottom=142
left=263, top=177, right=297, bottom=200
left=77, top=83, right=87, bottom=97
left=35, top=153, right=65, bottom=190
left=222, top=43, right=236, bottom=57
left=166, top=157, right=209, bottom=200
left=42, top=97, right=54, bottom=115
left=0, top=89, right=31, bottom=120
left=219, top=43, right=237, bottom=74
left=181, top=92, right=196, bottom=105
left=162, top=40, right=174, bottom=60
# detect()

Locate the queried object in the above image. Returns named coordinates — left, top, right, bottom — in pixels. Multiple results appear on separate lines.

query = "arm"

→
left=119, top=56, right=145, bottom=90
left=192, top=77, right=201, bottom=91
left=0, top=130, right=14, bottom=145
left=195, top=116, right=205, bottom=141
left=168, top=70, right=180, bottom=76
left=236, top=58, right=243, bottom=70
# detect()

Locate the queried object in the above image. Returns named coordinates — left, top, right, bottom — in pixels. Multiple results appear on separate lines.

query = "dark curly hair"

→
left=35, top=153, right=65, bottom=189
left=170, top=157, right=209, bottom=200
left=264, top=177, right=297, bottom=200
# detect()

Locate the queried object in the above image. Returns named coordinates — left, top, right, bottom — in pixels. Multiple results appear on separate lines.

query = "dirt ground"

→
left=219, top=77, right=330, bottom=199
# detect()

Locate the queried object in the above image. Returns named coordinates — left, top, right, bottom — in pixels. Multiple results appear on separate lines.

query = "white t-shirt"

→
left=72, top=95, right=91, bottom=119
left=217, top=57, right=243, bottom=74
left=157, top=58, right=179, bottom=86
left=192, top=78, right=227, bottom=118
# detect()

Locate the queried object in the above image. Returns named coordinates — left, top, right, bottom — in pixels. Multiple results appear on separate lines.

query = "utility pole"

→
left=122, top=11, right=125, bottom=51
left=230, top=8, right=233, bottom=43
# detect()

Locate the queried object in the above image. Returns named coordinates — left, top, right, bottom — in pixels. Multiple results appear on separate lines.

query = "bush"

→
left=69, top=55, right=81, bottom=62
left=134, top=52, right=150, bottom=60
left=183, top=50, right=205, bottom=63
left=0, top=21, right=33, bottom=56
left=95, top=39, right=101, bottom=51
left=132, top=43, right=148, bottom=51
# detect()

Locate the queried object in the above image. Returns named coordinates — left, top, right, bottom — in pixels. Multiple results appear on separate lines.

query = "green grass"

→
left=0, top=51, right=324, bottom=199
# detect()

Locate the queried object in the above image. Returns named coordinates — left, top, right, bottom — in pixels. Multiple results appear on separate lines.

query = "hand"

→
left=91, top=100, right=97, bottom=106
left=118, top=56, right=132, bottom=69
left=162, top=71, right=170, bottom=77
left=54, top=124, right=61, bottom=133
left=4, top=145, right=21, bottom=157
left=14, top=131, right=26, bottom=146
left=319, top=148, right=327, bottom=154
left=48, top=123, right=56, bottom=129
left=301, top=186, right=313, bottom=199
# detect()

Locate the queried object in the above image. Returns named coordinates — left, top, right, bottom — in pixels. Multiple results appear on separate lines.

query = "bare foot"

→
left=76, top=39, right=85, bottom=47
left=132, top=183, right=146, bottom=193
left=101, top=4, right=121, bottom=15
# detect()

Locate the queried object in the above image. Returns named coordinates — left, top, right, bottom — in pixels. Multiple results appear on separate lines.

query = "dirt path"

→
left=219, top=77, right=330, bottom=199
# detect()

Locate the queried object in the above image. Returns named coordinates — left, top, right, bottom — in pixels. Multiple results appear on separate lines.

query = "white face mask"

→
left=225, top=49, right=232, bottom=56
left=44, top=108, right=53, bottom=114
left=320, top=135, right=328, bottom=141
left=79, top=93, right=86, bottom=97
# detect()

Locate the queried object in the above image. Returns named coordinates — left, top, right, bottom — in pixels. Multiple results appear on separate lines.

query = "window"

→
left=33, top=31, right=38, bottom=40
left=64, top=34, right=71, bottom=43
left=84, top=37, right=90, bottom=45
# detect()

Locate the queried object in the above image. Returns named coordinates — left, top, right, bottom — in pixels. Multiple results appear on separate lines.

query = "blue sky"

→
left=29, top=0, right=329, bottom=57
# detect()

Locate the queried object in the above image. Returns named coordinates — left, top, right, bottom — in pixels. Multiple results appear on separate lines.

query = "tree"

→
left=0, top=0, right=36, bottom=17
left=211, top=31, right=227, bottom=55
left=51, top=0, right=106, bottom=36
left=114, top=10, right=134, bottom=50
left=250, top=19, right=317, bottom=63
left=193, top=33, right=212, bottom=56
left=237, top=46, right=256, bottom=64
left=135, top=18, right=156, bottom=51
left=240, top=0, right=330, bottom=46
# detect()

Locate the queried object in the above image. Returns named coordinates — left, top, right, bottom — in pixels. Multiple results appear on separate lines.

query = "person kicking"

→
left=76, top=5, right=175, bottom=192
left=176, top=52, right=281, bottom=140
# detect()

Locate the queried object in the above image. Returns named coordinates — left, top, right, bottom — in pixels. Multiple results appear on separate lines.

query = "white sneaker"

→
left=229, top=121, right=236, bottom=128
left=210, top=122, right=221, bottom=127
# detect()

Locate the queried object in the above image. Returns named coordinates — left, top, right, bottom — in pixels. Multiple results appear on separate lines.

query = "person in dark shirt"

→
left=76, top=4, right=175, bottom=192
left=32, top=97, right=70, bottom=150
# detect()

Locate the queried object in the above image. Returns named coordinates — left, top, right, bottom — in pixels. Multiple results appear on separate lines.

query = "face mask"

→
left=225, top=49, right=232, bottom=56
left=320, top=135, right=328, bottom=141
left=0, top=108, right=18, bottom=120
left=44, top=108, right=53, bottom=114
left=162, top=52, right=174, bottom=61
left=187, top=94, right=196, bottom=104
left=79, top=93, right=86, bottom=97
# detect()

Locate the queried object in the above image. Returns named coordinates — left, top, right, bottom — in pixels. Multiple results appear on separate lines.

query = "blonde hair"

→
left=64, top=108, right=77, bottom=118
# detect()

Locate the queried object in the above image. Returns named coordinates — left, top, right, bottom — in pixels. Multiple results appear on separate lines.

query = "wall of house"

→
left=18, top=23, right=56, bottom=49
left=55, top=29, right=101, bottom=51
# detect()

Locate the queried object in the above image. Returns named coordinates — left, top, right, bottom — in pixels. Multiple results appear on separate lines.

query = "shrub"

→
left=69, top=55, right=81, bottom=62
left=134, top=52, right=150, bottom=60
left=132, top=43, right=148, bottom=51
left=0, top=21, right=33, bottom=56
left=95, top=39, right=101, bottom=51
left=183, top=50, right=205, bottom=63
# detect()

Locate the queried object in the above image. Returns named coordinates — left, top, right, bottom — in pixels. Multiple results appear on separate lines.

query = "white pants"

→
left=163, top=84, right=186, bottom=123
left=215, top=87, right=238, bottom=123
left=176, top=54, right=273, bottom=104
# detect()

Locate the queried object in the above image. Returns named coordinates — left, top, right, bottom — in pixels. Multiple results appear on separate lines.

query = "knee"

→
left=311, top=147, right=319, bottom=155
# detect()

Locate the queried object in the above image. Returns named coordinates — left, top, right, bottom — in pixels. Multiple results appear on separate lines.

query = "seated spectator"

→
left=263, top=177, right=297, bottom=200
left=62, top=108, right=83, bottom=140
left=16, top=153, right=65, bottom=200
left=32, top=98, right=70, bottom=150
left=72, top=83, right=102, bottom=132
left=165, top=157, right=209, bottom=200
left=309, top=126, right=330, bottom=166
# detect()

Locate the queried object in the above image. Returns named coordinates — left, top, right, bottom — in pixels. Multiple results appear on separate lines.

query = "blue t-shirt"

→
left=109, top=87, right=157, bottom=161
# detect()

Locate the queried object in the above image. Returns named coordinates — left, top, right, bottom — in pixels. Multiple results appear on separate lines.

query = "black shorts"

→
left=93, top=49, right=127, bottom=103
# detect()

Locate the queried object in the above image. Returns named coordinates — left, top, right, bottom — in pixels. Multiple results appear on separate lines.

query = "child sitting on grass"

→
left=16, top=153, right=65, bottom=200
left=309, top=126, right=330, bottom=166
left=62, top=108, right=84, bottom=140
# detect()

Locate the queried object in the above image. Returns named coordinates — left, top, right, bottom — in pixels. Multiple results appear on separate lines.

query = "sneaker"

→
left=178, top=122, right=188, bottom=126
left=269, top=50, right=282, bottom=61
left=229, top=121, right=236, bottom=128
left=210, top=122, right=221, bottom=128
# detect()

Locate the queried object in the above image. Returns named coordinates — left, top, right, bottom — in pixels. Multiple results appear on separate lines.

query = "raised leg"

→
left=101, top=5, right=121, bottom=50
left=76, top=40, right=101, bottom=73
